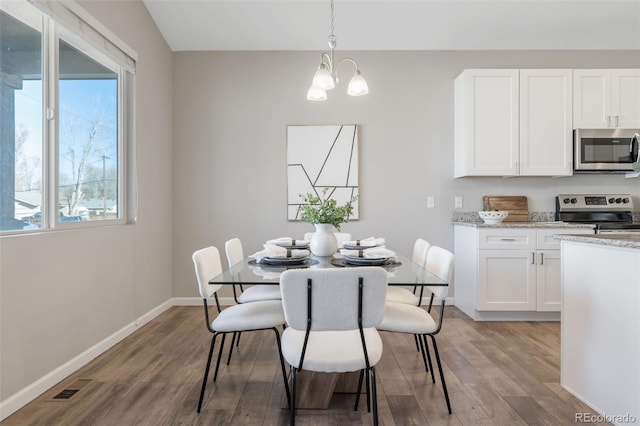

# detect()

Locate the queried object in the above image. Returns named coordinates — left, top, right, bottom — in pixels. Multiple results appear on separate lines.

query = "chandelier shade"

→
left=347, top=70, right=369, bottom=96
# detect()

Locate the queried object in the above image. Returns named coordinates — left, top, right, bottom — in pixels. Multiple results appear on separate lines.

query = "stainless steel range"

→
left=555, top=193, right=640, bottom=234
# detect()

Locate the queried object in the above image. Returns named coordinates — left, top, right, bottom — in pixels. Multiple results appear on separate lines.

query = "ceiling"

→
left=142, top=0, right=640, bottom=52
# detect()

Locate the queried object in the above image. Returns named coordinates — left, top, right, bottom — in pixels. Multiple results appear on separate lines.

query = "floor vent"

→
left=50, top=379, right=92, bottom=401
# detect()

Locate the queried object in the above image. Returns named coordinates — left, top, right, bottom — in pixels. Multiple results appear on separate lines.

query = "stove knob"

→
left=616, top=198, right=622, bottom=203
left=608, top=198, right=615, bottom=204
left=563, top=198, right=571, bottom=204
left=623, top=198, right=630, bottom=204
left=570, top=198, right=577, bottom=204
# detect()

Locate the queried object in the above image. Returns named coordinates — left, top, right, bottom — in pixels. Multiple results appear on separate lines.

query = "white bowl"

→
left=478, top=211, right=509, bottom=224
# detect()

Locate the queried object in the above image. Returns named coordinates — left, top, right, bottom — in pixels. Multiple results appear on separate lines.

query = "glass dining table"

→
left=207, top=250, right=449, bottom=288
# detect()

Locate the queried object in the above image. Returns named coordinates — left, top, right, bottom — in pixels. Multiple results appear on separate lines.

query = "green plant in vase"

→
left=299, top=189, right=357, bottom=231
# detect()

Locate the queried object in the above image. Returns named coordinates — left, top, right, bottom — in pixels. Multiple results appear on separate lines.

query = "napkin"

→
left=343, top=237, right=386, bottom=248
left=250, top=245, right=310, bottom=263
left=265, top=237, right=309, bottom=246
left=340, top=246, right=397, bottom=261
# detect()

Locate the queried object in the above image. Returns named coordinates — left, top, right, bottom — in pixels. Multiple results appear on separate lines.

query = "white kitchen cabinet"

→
left=573, top=69, right=640, bottom=129
left=455, top=69, right=573, bottom=177
left=454, top=69, right=519, bottom=177
left=454, top=225, right=594, bottom=320
left=519, top=69, right=573, bottom=176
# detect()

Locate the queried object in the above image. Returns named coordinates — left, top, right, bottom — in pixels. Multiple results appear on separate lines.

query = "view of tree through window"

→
left=58, top=39, right=118, bottom=223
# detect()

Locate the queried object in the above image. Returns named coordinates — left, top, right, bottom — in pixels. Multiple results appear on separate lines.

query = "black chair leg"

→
left=290, top=367, right=297, bottom=426
left=197, top=333, right=218, bottom=413
left=422, top=334, right=435, bottom=383
left=414, top=334, right=420, bottom=352
left=354, top=369, right=365, bottom=411
left=213, top=333, right=227, bottom=382
left=429, top=334, right=452, bottom=414
left=371, top=367, right=379, bottom=426
left=365, top=366, right=371, bottom=412
left=236, top=331, right=241, bottom=347
left=418, top=334, right=429, bottom=372
left=227, top=332, right=237, bottom=365
left=272, top=328, right=291, bottom=405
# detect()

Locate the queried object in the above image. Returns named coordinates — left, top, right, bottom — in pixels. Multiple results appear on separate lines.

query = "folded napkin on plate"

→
left=250, top=245, right=310, bottom=263
left=340, top=246, right=397, bottom=261
left=343, top=237, right=386, bottom=248
left=265, top=237, right=309, bottom=246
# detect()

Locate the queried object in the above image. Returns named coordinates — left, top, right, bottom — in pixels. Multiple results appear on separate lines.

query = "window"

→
left=0, top=0, right=135, bottom=233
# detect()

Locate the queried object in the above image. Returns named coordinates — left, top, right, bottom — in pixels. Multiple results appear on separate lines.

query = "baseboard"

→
left=0, top=300, right=173, bottom=421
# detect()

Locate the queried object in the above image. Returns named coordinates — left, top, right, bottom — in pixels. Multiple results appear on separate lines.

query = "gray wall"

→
left=172, top=50, right=640, bottom=298
left=0, top=0, right=173, bottom=401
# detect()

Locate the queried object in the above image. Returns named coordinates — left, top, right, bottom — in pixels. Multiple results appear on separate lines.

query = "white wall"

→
left=172, top=50, right=640, bottom=298
left=0, top=0, right=173, bottom=407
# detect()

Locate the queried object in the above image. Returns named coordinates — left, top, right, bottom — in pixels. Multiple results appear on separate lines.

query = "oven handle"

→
left=630, top=132, right=639, bottom=163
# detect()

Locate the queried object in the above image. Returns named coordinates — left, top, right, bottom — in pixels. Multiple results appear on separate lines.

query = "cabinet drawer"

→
left=536, top=228, right=595, bottom=250
left=479, top=229, right=536, bottom=250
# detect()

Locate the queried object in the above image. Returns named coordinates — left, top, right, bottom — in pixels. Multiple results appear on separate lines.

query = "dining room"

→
left=1, top=0, right=639, bottom=424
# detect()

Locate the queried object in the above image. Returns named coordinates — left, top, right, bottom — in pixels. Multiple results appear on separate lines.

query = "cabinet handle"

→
left=531, top=252, right=535, bottom=264
left=500, top=238, right=516, bottom=241
left=539, top=252, right=544, bottom=265
left=615, top=115, right=620, bottom=127
left=607, top=116, right=611, bottom=127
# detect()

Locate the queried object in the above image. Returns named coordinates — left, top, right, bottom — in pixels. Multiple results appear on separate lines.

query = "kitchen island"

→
left=557, top=233, right=640, bottom=425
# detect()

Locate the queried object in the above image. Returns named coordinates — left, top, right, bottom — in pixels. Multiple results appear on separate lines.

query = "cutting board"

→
left=482, top=196, right=529, bottom=222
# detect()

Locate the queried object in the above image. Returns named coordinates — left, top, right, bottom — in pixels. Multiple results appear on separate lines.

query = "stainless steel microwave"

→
left=574, top=129, right=639, bottom=173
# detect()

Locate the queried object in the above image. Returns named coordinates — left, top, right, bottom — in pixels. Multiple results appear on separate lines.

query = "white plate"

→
left=343, top=256, right=390, bottom=266
left=342, top=244, right=379, bottom=250
left=262, top=256, right=309, bottom=265
left=276, top=242, right=310, bottom=250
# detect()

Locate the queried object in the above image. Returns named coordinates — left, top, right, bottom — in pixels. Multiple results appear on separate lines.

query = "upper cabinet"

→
left=455, top=69, right=573, bottom=177
left=574, top=69, right=640, bottom=129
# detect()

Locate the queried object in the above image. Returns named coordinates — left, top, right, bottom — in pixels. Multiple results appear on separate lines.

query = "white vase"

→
left=309, top=224, right=338, bottom=256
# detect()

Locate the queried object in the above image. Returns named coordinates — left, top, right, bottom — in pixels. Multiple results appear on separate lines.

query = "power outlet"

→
left=427, top=196, right=435, bottom=208
left=454, top=196, right=463, bottom=209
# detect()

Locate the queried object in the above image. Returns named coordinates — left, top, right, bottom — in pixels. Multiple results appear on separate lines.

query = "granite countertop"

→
left=555, top=234, right=640, bottom=249
left=451, top=211, right=595, bottom=228
left=452, top=220, right=596, bottom=229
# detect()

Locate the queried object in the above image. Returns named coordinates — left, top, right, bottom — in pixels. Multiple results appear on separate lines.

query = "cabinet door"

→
left=573, top=69, right=611, bottom=128
left=611, top=69, right=640, bottom=128
left=519, top=70, right=573, bottom=176
left=455, top=69, right=519, bottom=176
left=478, top=249, right=536, bottom=311
left=536, top=250, right=561, bottom=312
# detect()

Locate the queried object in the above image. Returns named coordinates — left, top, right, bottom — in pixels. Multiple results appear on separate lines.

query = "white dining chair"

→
left=192, top=246, right=290, bottom=413
left=225, top=238, right=282, bottom=303
left=386, top=238, right=431, bottom=305
left=279, top=267, right=387, bottom=426
left=377, top=246, right=454, bottom=415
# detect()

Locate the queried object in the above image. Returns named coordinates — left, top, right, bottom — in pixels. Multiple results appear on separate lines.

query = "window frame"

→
left=0, top=0, right=135, bottom=235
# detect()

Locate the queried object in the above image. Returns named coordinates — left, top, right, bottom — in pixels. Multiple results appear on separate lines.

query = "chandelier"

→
left=306, top=0, right=369, bottom=101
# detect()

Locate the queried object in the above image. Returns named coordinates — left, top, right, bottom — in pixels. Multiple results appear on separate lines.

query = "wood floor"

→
left=2, top=305, right=608, bottom=425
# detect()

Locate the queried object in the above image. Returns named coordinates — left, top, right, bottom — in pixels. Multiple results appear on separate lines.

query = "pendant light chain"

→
left=330, top=0, right=335, bottom=38
left=328, top=0, right=336, bottom=49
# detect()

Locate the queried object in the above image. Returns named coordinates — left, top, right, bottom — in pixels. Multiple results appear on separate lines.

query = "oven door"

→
left=574, top=129, right=638, bottom=172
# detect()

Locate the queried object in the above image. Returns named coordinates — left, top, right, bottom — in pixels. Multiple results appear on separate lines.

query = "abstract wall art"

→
left=287, top=124, right=359, bottom=221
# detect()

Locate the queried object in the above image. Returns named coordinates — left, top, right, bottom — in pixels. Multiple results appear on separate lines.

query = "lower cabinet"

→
left=454, top=225, right=594, bottom=320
